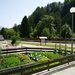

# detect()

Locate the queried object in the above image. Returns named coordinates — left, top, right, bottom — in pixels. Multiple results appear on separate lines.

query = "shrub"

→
left=2, top=56, right=21, bottom=68
left=61, top=24, right=72, bottom=38
left=11, top=35, right=20, bottom=46
left=0, top=54, right=35, bottom=70
left=38, top=57, right=49, bottom=62
left=29, top=52, right=62, bottom=62
left=11, top=36, right=17, bottom=45
left=18, top=54, right=34, bottom=63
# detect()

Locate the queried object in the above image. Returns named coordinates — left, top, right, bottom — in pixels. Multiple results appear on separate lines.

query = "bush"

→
left=29, top=52, right=62, bottom=61
left=18, top=54, right=34, bottom=63
left=11, top=34, right=20, bottom=46
left=61, top=24, right=72, bottom=38
left=1, top=54, right=34, bottom=69
left=2, top=55, right=21, bottom=68
left=38, top=57, right=49, bottom=62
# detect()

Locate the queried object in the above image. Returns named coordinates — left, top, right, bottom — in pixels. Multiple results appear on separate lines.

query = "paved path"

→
left=21, top=44, right=50, bottom=48
left=51, top=66, right=75, bottom=75
left=32, top=61, right=75, bottom=75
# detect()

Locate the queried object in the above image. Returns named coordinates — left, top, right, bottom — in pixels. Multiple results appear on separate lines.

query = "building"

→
left=0, top=35, right=5, bottom=48
left=0, top=35, right=4, bottom=41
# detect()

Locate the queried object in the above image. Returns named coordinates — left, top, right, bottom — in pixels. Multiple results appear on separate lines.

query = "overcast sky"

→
left=0, top=0, right=64, bottom=28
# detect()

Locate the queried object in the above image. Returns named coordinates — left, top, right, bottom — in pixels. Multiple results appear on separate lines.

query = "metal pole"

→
left=65, top=25, right=67, bottom=55
left=71, top=13, right=73, bottom=54
left=59, top=24, right=61, bottom=54
left=65, top=38, right=67, bottom=55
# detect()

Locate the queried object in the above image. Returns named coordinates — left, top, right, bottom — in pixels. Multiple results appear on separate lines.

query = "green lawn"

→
left=19, top=41, right=75, bottom=50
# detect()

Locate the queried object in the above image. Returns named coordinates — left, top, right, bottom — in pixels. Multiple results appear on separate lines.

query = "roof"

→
left=39, top=36, right=47, bottom=39
left=0, top=35, right=4, bottom=41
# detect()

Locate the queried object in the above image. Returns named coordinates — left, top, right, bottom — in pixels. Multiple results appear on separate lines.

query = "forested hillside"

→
left=0, top=0, right=75, bottom=39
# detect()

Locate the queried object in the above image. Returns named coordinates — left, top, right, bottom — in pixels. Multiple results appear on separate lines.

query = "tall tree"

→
left=20, top=16, right=30, bottom=38
left=13, top=24, right=20, bottom=32
left=33, top=15, right=55, bottom=38
left=0, top=28, right=6, bottom=38
left=61, top=24, right=72, bottom=38
left=28, top=7, right=46, bottom=29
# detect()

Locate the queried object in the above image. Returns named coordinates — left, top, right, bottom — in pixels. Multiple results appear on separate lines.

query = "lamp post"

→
left=70, top=7, right=75, bottom=54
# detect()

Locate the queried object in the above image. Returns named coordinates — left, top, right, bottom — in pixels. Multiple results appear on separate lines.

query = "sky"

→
left=0, top=0, right=64, bottom=28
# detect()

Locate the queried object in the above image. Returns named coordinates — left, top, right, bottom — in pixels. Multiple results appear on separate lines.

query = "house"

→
left=0, top=35, right=5, bottom=48
left=0, top=35, right=12, bottom=49
left=0, top=35, right=4, bottom=41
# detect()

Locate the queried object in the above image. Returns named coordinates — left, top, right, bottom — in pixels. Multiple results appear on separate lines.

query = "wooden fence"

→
left=2, top=47, right=74, bottom=54
left=0, top=54, right=75, bottom=75
left=0, top=47, right=75, bottom=75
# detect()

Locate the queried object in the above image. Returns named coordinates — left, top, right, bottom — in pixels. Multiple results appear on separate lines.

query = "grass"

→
left=19, top=41, right=75, bottom=50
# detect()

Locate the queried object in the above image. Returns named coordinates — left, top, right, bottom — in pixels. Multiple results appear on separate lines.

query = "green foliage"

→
left=28, top=0, right=75, bottom=38
left=58, top=50, right=62, bottom=55
left=41, top=52, right=62, bottom=59
left=2, top=0, right=75, bottom=39
left=2, top=56, right=21, bottom=68
left=73, top=33, right=75, bottom=38
left=0, top=28, right=6, bottom=38
left=5, top=28, right=17, bottom=39
left=11, top=32, right=20, bottom=45
left=11, top=36, right=18, bottom=45
left=32, top=15, right=56, bottom=38
left=29, top=52, right=49, bottom=61
left=18, top=54, right=34, bottom=63
left=29, top=52, right=62, bottom=61
left=13, top=24, right=20, bottom=32
left=0, top=28, right=20, bottom=39
left=42, top=28, right=50, bottom=37
left=38, top=57, right=49, bottom=62
left=53, top=49, right=57, bottom=54
left=20, top=16, right=30, bottom=38
left=28, top=7, right=46, bottom=29
left=61, top=24, right=72, bottom=38
left=0, top=54, right=34, bottom=69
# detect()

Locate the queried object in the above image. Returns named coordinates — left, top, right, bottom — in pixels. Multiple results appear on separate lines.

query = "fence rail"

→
left=0, top=54, right=75, bottom=75
left=2, top=47, right=74, bottom=54
left=0, top=47, right=75, bottom=75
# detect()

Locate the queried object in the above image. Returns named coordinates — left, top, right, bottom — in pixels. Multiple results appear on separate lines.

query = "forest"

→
left=0, top=0, right=75, bottom=40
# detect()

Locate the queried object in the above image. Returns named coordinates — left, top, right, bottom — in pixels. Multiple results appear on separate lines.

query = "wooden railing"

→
left=2, top=47, right=74, bottom=54
left=0, top=54, right=75, bottom=75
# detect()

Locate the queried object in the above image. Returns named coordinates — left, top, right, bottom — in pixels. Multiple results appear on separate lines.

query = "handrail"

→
left=0, top=54, right=75, bottom=75
left=2, top=47, right=73, bottom=54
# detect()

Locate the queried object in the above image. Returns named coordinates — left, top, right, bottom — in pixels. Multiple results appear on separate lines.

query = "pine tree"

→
left=20, top=16, right=30, bottom=38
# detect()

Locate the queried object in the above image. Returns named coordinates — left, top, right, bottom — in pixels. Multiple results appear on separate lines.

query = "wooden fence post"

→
left=68, top=58, right=69, bottom=64
left=48, top=60, right=50, bottom=71
left=26, top=48, right=27, bottom=55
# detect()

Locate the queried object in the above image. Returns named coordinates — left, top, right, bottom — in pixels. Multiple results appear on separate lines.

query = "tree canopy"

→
left=1, top=0, right=75, bottom=39
left=20, top=16, right=30, bottom=38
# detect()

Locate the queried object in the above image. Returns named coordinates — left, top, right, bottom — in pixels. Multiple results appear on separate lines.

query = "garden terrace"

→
left=0, top=54, right=75, bottom=75
left=0, top=47, right=75, bottom=75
